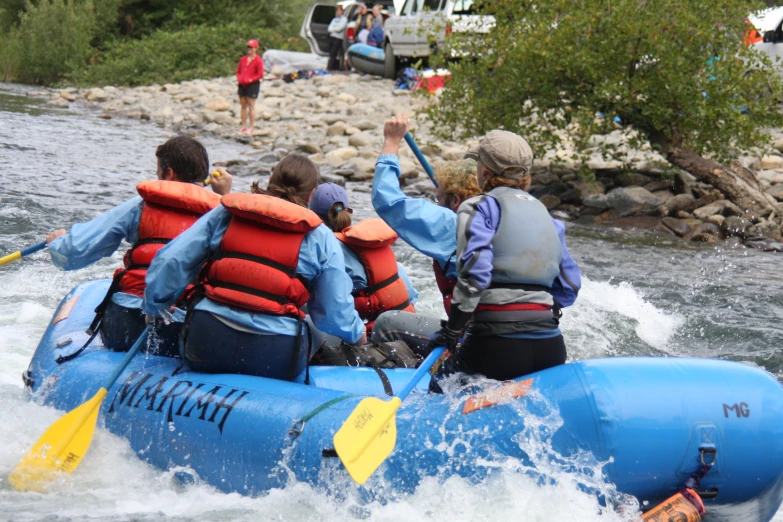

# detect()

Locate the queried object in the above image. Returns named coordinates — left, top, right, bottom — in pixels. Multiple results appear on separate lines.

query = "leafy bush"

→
left=4, top=0, right=97, bottom=84
left=70, top=23, right=307, bottom=87
left=430, top=0, right=783, bottom=162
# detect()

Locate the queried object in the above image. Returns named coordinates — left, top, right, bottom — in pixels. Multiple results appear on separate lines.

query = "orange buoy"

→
left=641, top=489, right=705, bottom=522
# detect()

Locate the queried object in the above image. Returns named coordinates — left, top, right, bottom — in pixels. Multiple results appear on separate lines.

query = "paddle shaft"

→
left=103, top=327, right=149, bottom=389
left=404, top=133, right=438, bottom=188
left=0, top=241, right=47, bottom=267
left=397, top=346, right=446, bottom=400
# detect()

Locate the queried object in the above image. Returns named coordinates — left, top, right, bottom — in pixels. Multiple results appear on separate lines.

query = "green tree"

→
left=430, top=0, right=783, bottom=218
left=9, top=0, right=97, bottom=84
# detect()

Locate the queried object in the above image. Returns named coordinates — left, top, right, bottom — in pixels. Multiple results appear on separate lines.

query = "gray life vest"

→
left=488, top=186, right=562, bottom=287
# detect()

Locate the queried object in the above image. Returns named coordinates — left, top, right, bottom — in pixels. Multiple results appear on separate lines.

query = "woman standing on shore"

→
left=236, top=39, right=264, bottom=134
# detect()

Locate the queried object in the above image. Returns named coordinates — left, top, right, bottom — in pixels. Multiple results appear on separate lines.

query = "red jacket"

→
left=236, top=55, right=264, bottom=86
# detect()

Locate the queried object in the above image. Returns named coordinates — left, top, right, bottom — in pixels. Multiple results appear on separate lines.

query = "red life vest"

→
left=335, top=218, right=415, bottom=331
left=200, top=193, right=322, bottom=318
left=433, top=258, right=456, bottom=315
left=116, top=180, right=222, bottom=297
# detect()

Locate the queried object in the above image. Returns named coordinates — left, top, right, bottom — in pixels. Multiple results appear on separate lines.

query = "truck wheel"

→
left=384, top=42, right=397, bottom=79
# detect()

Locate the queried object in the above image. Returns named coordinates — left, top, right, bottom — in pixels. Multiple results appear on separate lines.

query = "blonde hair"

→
left=481, top=166, right=531, bottom=193
left=434, top=160, right=480, bottom=201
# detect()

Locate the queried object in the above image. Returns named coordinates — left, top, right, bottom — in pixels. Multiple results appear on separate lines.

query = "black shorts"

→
left=238, top=81, right=260, bottom=98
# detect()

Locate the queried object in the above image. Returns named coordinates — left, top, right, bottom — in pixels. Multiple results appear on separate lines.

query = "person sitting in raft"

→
left=308, top=182, right=418, bottom=335
left=143, top=154, right=367, bottom=380
left=429, top=130, right=572, bottom=387
left=371, top=114, right=581, bottom=359
left=45, top=136, right=233, bottom=357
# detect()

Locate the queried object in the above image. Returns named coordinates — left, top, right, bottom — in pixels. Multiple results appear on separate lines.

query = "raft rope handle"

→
left=685, top=446, right=718, bottom=498
left=289, top=394, right=360, bottom=437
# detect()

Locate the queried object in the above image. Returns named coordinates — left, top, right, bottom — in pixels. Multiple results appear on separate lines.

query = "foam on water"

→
left=562, top=277, right=684, bottom=359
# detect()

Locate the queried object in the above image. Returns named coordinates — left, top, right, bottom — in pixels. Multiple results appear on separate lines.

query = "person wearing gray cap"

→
left=427, top=129, right=579, bottom=389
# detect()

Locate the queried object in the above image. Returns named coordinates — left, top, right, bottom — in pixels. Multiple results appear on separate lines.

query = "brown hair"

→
left=481, top=166, right=531, bottom=192
left=324, top=203, right=353, bottom=232
left=434, top=160, right=480, bottom=201
left=251, top=153, right=320, bottom=207
left=155, top=135, right=209, bottom=183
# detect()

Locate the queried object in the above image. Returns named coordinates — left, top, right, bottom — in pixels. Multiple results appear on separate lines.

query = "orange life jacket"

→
left=116, top=180, right=222, bottom=297
left=335, top=218, right=415, bottom=331
left=199, top=193, right=322, bottom=318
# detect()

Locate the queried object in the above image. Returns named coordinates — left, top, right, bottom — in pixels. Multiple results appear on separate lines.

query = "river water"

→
left=1, top=82, right=782, bottom=521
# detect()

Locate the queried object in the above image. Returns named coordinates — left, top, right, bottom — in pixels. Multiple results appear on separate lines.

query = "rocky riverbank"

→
left=34, top=73, right=783, bottom=251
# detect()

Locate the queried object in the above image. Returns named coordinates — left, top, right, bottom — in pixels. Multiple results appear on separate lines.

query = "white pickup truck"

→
left=301, top=0, right=490, bottom=78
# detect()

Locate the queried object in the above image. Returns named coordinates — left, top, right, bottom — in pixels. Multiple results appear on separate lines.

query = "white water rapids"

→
left=1, top=82, right=782, bottom=521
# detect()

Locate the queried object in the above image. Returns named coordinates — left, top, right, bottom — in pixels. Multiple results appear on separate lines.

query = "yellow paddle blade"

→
left=0, top=251, right=22, bottom=267
left=333, top=397, right=401, bottom=482
left=341, top=413, right=397, bottom=485
left=9, top=388, right=107, bottom=491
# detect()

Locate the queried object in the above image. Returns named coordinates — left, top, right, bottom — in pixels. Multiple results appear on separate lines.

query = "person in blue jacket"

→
left=428, top=129, right=574, bottom=386
left=144, top=154, right=366, bottom=380
left=309, top=182, right=419, bottom=313
left=371, top=114, right=581, bottom=359
left=44, top=135, right=232, bottom=357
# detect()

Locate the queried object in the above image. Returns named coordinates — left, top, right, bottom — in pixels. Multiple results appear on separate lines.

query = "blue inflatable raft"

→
left=346, top=43, right=386, bottom=77
left=20, top=280, right=783, bottom=521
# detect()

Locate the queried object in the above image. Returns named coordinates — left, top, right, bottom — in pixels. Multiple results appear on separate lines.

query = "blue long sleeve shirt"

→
left=47, top=196, right=148, bottom=311
left=340, top=244, right=419, bottom=305
left=372, top=155, right=581, bottom=307
left=372, top=154, right=459, bottom=279
left=143, top=206, right=365, bottom=343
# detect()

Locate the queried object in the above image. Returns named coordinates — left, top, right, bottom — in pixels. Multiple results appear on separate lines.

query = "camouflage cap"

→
left=478, top=130, right=533, bottom=178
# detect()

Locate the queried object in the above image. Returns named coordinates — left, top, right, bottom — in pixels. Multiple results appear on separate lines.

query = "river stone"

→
left=327, top=122, right=347, bottom=136
left=59, top=91, right=76, bottom=102
left=86, top=88, right=108, bottom=102
left=440, top=147, right=466, bottom=161
left=661, top=217, right=691, bottom=237
left=644, top=180, right=674, bottom=192
left=531, top=182, right=569, bottom=198
left=583, top=194, right=610, bottom=209
left=683, top=223, right=722, bottom=243
left=558, top=188, right=582, bottom=204
left=705, top=215, right=725, bottom=227
left=296, top=143, right=322, bottom=154
left=531, top=172, right=561, bottom=185
left=336, top=93, right=357, bottom=104
left=319, top=172, right=346, bottom=186
left=605, top=186, right=663, bottom=216
left=692, top=203, right=724, bottom=219
left=47, top=97, right=70, bottom=108
left=774, top=137, right=783, bottom=152
left=256, top=152, right=279, bottom=164
left=205, top=97, right=230, bottom=111
left=748, top=220, right=782, bottom=239
left=745, top=237, right=783, bottom=252
left=356, top=120, right=377, bottom=131
left=348, top=133, right=374, bottom=148
left=571, top=179, right=605, bottom=198
left=539, top=195, right=561, bottom=210
left=766, top=184, right=783, bottom=201
left=757, top=170, right=783, bottom=184
left=326, top=147, right=359, bottom=161
left=616, top=172, right=653, bottom=188
left=761, top=155, right=783, bottom=170
left=333, top=163, right=358, bottom=177
left=722, top=216, right=753, bottom=238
